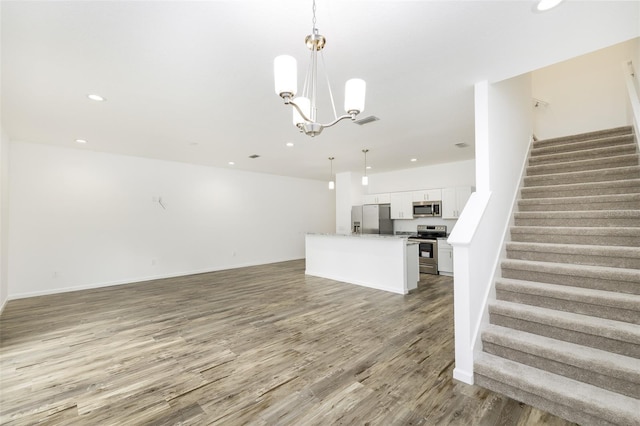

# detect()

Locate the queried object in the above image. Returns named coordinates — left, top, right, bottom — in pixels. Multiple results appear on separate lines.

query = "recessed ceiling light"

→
left=366, top=166, right=372, bottom=170
left=410, top=158, right=417, bottom=162
left=286, top=142, right=294, bottom=147
left=87, top=94, right=106, bottom=102
left=228, top=161, right=235, bottom=166
left=536, top=0, right=564, bottom=12
left=75, top=139, right=87, bottom=144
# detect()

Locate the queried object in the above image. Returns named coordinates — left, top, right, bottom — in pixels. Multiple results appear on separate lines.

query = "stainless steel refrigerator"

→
left=351, top=204, right=393, bottom=235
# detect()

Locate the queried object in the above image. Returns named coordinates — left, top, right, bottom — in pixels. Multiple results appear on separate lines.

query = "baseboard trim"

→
left=7, top=257, right=304, bottom=301
left=453, top=367, right=474, bottom=385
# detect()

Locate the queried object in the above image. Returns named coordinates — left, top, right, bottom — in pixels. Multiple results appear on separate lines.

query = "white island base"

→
left=305, top=234, right=419, bottom=295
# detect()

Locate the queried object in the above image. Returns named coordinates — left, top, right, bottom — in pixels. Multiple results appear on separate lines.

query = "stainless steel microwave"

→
left=412, top=201, right=442, bottom=217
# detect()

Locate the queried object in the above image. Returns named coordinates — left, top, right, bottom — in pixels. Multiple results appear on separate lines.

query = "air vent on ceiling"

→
left=248, top=154, right=260, bottom=159
left=354, top=115, right=380, bottom=126
left=455, top=142, right=469, bottom=148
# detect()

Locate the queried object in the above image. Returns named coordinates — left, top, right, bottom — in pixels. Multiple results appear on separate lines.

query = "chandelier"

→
left=273, top=0, right=366, bottom=137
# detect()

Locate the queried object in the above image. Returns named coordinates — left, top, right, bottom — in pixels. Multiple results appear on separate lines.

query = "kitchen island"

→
left=305, top=233, right=419, bottom=295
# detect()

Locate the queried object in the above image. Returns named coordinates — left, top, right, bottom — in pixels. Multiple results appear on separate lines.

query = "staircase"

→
left=474, top=126, right=640, bottom=426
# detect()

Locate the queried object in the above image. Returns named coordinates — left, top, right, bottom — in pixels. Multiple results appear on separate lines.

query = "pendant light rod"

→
left=362, top=149, right=369, bottom=186
left=328, top=156, right=335, bottom=190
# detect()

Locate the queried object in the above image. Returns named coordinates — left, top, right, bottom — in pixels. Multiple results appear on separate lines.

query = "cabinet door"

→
left=376, top=193, right=391, bottom=204
left=438, top=248, right=453, bottom=273
left=455, top=186, right=472, bottom=215
left=441, top=187, right=457, bottom=219
left=390, top=192, right=413, bottom=219
left=363, top=194, right=377, bottom=205
left=442, top=186, right=471, bottom=219
left=412, top=189, right=442, bottom=202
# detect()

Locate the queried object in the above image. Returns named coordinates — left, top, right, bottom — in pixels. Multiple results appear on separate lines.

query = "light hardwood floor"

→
left=0, top=260, right=577, bottom=425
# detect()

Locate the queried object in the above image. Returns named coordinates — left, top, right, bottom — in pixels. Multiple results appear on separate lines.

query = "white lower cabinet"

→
left=438, top=238, right=453, bottom=275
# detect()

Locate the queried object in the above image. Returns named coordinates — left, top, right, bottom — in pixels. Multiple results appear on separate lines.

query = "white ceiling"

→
left=2, top=1, right=639, bottom=181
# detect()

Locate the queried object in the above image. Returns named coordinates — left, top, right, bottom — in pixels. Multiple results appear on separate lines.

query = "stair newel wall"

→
left=450, top=75, right=533, bottom=384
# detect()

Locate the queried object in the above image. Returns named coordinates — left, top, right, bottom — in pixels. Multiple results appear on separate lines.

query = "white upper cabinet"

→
left=412, top=189, right=442, bottom=202
left=390, top=192, right=413, bottom=219
left=363, top=193, right=391, bottom=205
left=442, top=186, right=472, bottom=219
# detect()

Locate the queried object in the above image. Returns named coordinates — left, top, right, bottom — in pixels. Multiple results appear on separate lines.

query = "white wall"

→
left=8, top=142, right=335, bottom=298
left=449, top=73, right=533, bottom=384
left=0, top=128, right=9, bottom=312
left=366, top=160, right=475, bottom=194
left=533, top=38, right=639, bottom=140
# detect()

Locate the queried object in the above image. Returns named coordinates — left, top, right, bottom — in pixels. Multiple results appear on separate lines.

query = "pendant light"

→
left=362, top=149, right=369, bottom=186
left=273, top=0, right=366, bottom=137
left=328, top=157, right=335, bottom=190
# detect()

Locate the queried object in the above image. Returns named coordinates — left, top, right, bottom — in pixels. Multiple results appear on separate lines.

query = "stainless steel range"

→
left=409, top=225, right=447, bottom=275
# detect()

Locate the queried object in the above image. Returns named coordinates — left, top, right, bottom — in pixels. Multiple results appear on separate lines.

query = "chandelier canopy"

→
left=273, top=0, right=366, bottom=137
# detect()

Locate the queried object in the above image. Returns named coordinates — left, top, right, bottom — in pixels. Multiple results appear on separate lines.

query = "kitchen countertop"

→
left=306, top=233, right=417, bottom=243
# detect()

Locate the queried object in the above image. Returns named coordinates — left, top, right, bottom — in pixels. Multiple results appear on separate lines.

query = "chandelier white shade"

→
left=274, top=55, right=297, bottom=97
left=344, top=79, right=366, bottom=114
left=273, top=0, right=366, bottom=137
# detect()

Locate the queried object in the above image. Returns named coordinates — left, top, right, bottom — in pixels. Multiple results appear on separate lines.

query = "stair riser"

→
left=513, top=217, right=640, bottom=227
left=521, top=185, right=640, bottom=199
left=473, top=374, right=619, bottom=426
left=526, top=157, right=639, bottom=176
left=495, top=289, right=640, bottom=325
left=505, top=249, right=640, bottom=269
left=529, top=145, right=637, bottom=166
left=532, top=135, right=635, bottom=156
left=510, top=233, right=640, bottom=247
left=518, top=200, right=640, bottom=212
left=501, top=267, right=640, bottom=295
left=524, top=169, right=640, bottom=187
left=482, top=341, right=640, bottom=399
left=533, top=127, right=633, bottom=148
left=489, top=313, right=640, bottom=358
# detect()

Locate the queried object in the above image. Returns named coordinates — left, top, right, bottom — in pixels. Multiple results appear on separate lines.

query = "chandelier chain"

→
left=312, top=0, right=317, bottom=31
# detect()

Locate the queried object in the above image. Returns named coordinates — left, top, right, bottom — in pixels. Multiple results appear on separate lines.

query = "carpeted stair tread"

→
left=514, top=209, right=640, bottom=227
left=526, top=153, right=639, bottom=176
left=488, top=300, right=640, bottom=357
left=481, top=325, right=640, bottom=398
left=501, top=258, right=640, bottom=283
left=531, top=134, right=636, bottom=157
left=518, top=192, right=640, bottom=211
left=502, top=258, right=640, bottom=294
left=495, top=278, right=640, bottom=323
left=520, top=179, right=640, bottom=199
left=528, top=143, right=637, bottom=166
left=505, top=241, right=640, bottom=269
left=474, top=352, right=640, bottom=425
left=523, top=165, right=640, bottom=187
left=532, top=126, right=633, bottom=148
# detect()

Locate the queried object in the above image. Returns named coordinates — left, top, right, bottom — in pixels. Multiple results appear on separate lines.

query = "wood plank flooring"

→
left=0, top=260, right=577, bottom=425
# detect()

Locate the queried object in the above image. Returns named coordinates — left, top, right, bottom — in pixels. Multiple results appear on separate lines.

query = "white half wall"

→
left=533, top=38, right=639, bottom=140
left=449, top=73, right=533, bottom=384
left=0, top=128, right=9, bottom=312
left=8, top=142, right=335, bottom=299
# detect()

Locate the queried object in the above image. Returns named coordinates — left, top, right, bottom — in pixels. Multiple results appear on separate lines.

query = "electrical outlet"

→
left=151, top=259, right=157, bottom=266
left=232, top=251, right=237, bottom=257
left=52, top=271, right=58, bottom=278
